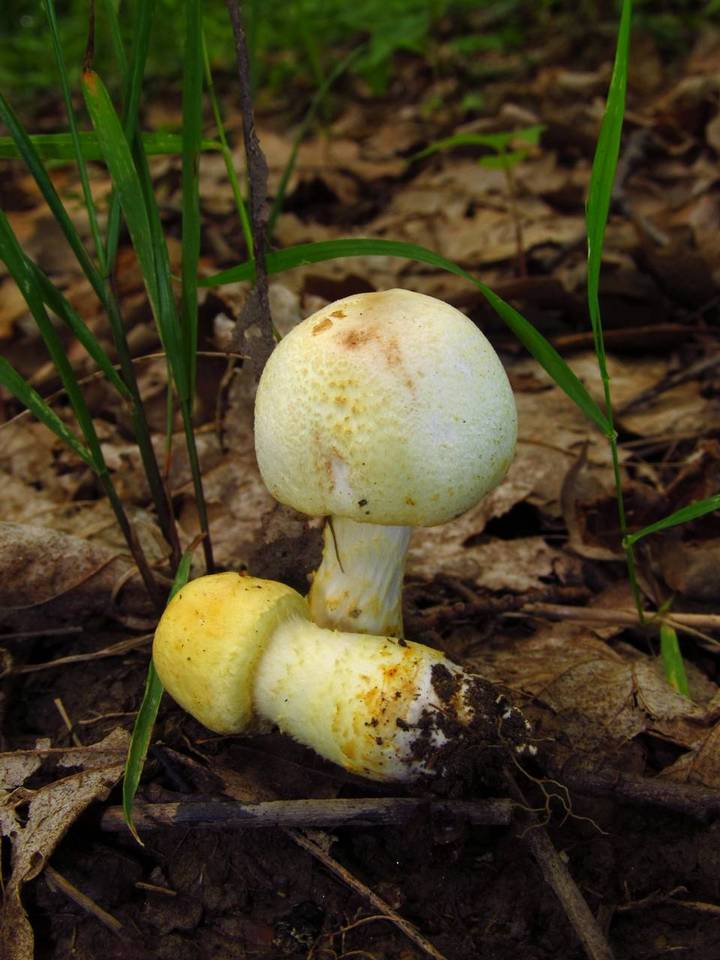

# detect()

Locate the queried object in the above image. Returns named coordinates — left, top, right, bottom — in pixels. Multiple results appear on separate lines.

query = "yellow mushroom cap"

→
left=152, top=572, right=309, bottom=734
left=254, top=289, right=517, bottom=527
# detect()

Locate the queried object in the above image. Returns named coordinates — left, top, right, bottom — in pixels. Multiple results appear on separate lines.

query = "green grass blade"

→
left=127, top=139, right=211, bottom=571
left=0, top=131, right=220, bottom=161
left=625, top=495, right=720, bottom=547
left=2, top=214, right=163, bottom=602
left=0, top=93, right=105, bottom=302
left=0, top=210, right=106, bottom=472
left=585, top=0, right=640, bottom=617
left=98, top=0, right=128, bottom=76
left=85, top=1, right=182, bottom=565
left=32, top=263, right=130, bottom=398
left=0, top=357, right=93, bottom=467
left=124, top=102, right=210, bottom=567
left=136, top=87, right=215, bottom=566
left=132, top=135, right=191, bottom=403
left=105, top=0, right=155, bottom=271
left=267, top=45, right=364, bottom=236
left=122, top=661, right=164, bottom=845
left=122, top=0, right=154, bottom=148
left=202, top=32, right=253, bottom=253
left=44, top=0, right=107, bottom=271
left=82, top=70, right=161, bottom=320
left=181, top=0, right=204, bottom=399
left=660, top=623, right=690, bottom=697
left=200, top=237, right=611, bottom=435
left=122, top=551, right=193, bottom=845
left=412, top=125, right=545, bottom=162
left=294, top=0, right=326, bottom=93
left=586, top=0, right=632, bottom=368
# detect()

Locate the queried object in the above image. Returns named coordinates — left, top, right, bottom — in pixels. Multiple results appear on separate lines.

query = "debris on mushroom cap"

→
left=254, top=289, right=517, bottom=528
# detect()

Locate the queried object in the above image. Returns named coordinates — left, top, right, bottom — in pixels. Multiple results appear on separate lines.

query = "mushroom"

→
left=153, top=572, right=532, bottom=782
left=254, top=289, right=517, bottom=638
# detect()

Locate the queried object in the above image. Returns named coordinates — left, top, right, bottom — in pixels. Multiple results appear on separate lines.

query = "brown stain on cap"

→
left=340, top=326, right=375, bottom=349
left=312, top=316, right=334, bottom=335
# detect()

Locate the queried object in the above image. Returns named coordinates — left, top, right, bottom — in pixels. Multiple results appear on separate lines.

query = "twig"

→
left=550, top=323, right=698, bottom=352
left=45, top=864, right=123, bottom=936
left=135, top=881, right=177, bottom=896
left=560, top=765, right=720, bottom=821
left=292, top=830, right=451, bottom=960
left=100, top=797, right=513, bottom=832
left=1, top=351, right=247, bottom=431
left=2, top=635, right=152, bottom=678
left=0, top=744, right=127, bottom=757
left=615, top=885, right=687, bottom=912
left=102, top=792, right=500, bottom=959
left=224, top=0, right=274, bottom=376
left=54, top=697, right=83, bottom=748
left=0, top=626, right=83, bottom=640
left=514, top=603, right=720, bottom=635
left=616, top=352, right=720, bottom=415
left=504, top=770, right=615, bottom=960
left=674, top=899, right=720, bottom=915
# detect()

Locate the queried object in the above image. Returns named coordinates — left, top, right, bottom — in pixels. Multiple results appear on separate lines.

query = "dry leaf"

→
left=475, top=624, right=711, bottom=748
left=656, top=537, right=720, bottom=602
left=409, top=534, right=580, bottom=593
left=0, top=729, right=128, bottom=960
left=663, top=722, right=720, bottom=789
left=0, top=522, right=153, bottom=628
left=0, top=753, right=43, bottom=796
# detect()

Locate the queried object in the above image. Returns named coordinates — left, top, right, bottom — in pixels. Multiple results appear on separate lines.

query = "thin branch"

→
left=224, top=0, right=275, bottom=376
left=100, top=796, right=513, bottom=832
left=45, top=865, right=123, bottom=936
left=292, top=829, right=451, bottom=960
left=560, top=765, right=720, bottom=821
left=515, top=603, right=720, bottom=638
left=505, top=770, right=615, bottom=960
left=2, top=635, right=152, bottom=678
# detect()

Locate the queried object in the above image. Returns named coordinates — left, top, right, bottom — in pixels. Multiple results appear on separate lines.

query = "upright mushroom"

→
left=153, top=572, right=532, bottom=782
left=254, top=289, right=517, bottom=638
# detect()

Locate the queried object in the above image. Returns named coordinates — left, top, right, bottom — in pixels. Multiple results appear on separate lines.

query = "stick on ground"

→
left=505, top=769, right=616, bottom=960
left=224, top=0, right=275, bottom=376
left=100, top=796, right=513, bottom=832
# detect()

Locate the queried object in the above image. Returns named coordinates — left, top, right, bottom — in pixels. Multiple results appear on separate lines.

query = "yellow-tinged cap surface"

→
left=255, top=289, right=517, bottom=527
left=152, top=573, right=309, bottom=734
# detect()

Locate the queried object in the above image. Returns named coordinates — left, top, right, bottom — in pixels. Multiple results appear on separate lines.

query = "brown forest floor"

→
left=2, top=17, right=720, bottom=960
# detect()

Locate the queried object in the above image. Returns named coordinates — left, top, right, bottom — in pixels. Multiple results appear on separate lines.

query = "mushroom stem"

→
left=255, top=613, right=454, bottom=781
left=152, top=574, right=533, bottom=783
left=308, top=517, right=411, bottom=638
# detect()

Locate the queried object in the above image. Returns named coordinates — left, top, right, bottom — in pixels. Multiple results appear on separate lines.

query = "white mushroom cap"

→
left=255, top=289, right=517, bottom=527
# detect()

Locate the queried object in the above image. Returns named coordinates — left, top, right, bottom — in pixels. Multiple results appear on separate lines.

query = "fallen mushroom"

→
left=254, top=289, right=517, bottom=638
left=152, top=572, right=533, bottom=782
